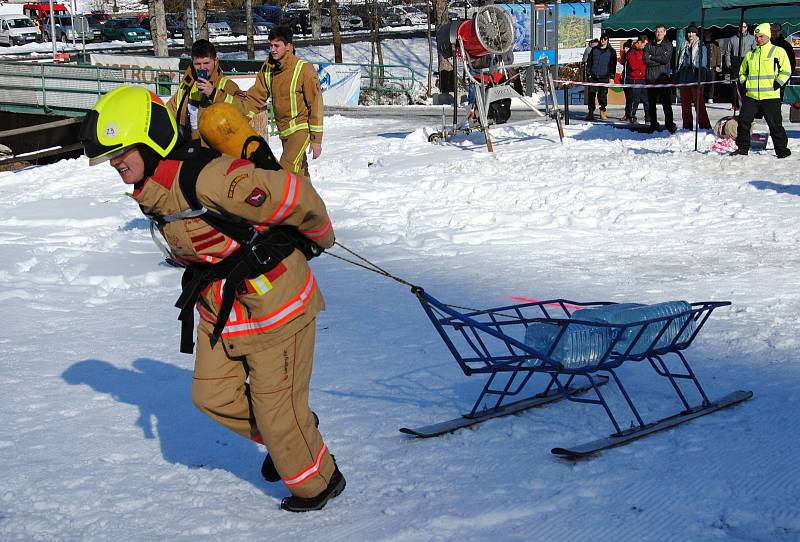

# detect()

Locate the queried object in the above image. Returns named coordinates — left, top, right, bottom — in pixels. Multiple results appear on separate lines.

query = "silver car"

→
left=41, top=14, right=92, bottom=43
left=206, top=13, right=232, bottom=37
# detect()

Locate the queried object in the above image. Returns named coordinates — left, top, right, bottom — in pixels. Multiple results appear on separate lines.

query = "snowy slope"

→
left=1, top=115, right=799, bottom=541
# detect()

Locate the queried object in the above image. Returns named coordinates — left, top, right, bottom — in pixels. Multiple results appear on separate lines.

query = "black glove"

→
left=773, top=80, right=782, bottom=90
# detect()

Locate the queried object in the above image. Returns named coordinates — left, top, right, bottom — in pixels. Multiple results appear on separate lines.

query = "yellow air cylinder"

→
left=198, top=102, right=262, bottom=159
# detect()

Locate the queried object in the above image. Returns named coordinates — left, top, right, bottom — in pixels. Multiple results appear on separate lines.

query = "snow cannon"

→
left=436, top=5, right=516, bottom=61
left=198, top=102, right=281, bottom=170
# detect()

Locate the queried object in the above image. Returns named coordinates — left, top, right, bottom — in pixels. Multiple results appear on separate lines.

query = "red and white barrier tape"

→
left=555, top=79, right=734, bottom=89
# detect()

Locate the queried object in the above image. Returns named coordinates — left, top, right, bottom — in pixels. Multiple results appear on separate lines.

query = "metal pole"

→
left=733, top=8, right=745, bottom=116
left=190, top=0, right=197, bottom=42
left=564, top=83, right=569, bottom=125
left=553, top=0, right=559, bottom=83
left=694, top=9, right=705, bottom=152
left=48, top=0, right=57, bottom=58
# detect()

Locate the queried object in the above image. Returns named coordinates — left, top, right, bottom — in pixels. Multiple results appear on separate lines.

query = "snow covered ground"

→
left=1, top=109, right=800, bottom=540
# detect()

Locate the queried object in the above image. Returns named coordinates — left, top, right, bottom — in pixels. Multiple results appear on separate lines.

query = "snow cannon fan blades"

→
left=458, top=5, right=515, bottom=59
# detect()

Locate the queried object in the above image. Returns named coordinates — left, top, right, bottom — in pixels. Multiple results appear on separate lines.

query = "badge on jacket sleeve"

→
left=245, top=188, right=267, bottom=207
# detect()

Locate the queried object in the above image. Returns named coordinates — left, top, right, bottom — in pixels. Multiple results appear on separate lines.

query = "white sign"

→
left=90, top=54, right=181, bottom=86
left=233, top=63, right=362, bottom=107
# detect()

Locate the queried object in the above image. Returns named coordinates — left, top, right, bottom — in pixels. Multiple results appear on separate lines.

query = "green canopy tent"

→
left=603, top=0, right=800, bottom=33
left=702, top=0, right=800, bottom=7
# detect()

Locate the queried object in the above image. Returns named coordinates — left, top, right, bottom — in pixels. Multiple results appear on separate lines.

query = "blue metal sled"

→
left=400, top=287, right=753, bottom=457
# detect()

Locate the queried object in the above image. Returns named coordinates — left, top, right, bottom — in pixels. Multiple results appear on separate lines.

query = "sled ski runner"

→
left=325, top=243, right=753, bottom=457
left=552, top=390, right=752, bottom=458
left=400, top=375, right=608, bottom=438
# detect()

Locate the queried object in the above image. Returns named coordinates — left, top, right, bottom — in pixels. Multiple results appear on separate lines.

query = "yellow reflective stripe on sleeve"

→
left=287, top=60, right=306, bottom=133
left=264, top=66, right=275, bottom=118
left=308, top=124, right=323, bottom=132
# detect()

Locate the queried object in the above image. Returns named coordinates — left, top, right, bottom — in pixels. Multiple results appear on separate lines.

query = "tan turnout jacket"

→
left=132, top=155, right=334, bottom=356
left=166, top=66, right=246, bottom=142
left=240, top=51, right=324, bottom=144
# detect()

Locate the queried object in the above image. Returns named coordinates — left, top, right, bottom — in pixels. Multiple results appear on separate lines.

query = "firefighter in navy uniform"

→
left=80, top=86, right=344, bottom=512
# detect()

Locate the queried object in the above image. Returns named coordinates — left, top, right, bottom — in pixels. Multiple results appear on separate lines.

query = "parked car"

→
left=0, top=14, right=40, bottom=46
left=140, top=15, right=184, bottom=39
left=253, top=5, right=282, bottom=25
left=222, top=10, right=272, bottom=36
left=101, top=17, right=150, bottom=42
left=448, top=0, right=478, bottom=18
left=205, top=13, right=232, bottom=38
left=282, top=7, right=309, bottom=36
left=41, top=14, right=92, bottom=43
left=320, top=7, right=363, bottom=31
left=83, top=13, right=107, bottom=41
left=383, top=6, right=427, bottom=27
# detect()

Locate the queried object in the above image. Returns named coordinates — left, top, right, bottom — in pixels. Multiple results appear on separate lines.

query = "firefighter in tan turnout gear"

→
left=239, top=25, right=323, bottom=176
left=80, top=86, right=345, bottom=512
left=166, top=39, right=248, bottom=144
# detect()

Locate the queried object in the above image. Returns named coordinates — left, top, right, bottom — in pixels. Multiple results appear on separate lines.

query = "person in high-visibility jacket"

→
left=732, top=23, right=792, bottom=158
left=166, top=39, right=247, bottom=144
left=237, top=25, right=323, bottom=176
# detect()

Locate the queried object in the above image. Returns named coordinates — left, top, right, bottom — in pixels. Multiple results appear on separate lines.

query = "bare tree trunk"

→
left=426, top=0, right=432, bottom=97
left=197, top=0, right=208, bottom=40
left=308, top=0, right=321, bottom=40
left=246, top=0, right=254, bottom=61
left=611, top=0, right=627, bottom=13
left=330, top=0, right=343, bottom=63
left=369, top=0, right=383, bottom=87
left=434, top=0, right=448, bottom=91
left=151, top=0, right=168, bottom=57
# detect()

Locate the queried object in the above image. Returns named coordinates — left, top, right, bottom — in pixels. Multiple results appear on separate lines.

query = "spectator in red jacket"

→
left=626, top=35, right=651, bottom=124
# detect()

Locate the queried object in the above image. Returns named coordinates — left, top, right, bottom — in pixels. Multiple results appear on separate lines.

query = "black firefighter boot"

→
left=261, top=411, right=319, bottom=483
left=280, top=460, right=346, bottom=512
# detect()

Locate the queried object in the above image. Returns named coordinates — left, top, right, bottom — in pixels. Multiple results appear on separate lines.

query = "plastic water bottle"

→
left=573, top=301, right=695, bottom=356
left=524, top=322, right=612, bottom=369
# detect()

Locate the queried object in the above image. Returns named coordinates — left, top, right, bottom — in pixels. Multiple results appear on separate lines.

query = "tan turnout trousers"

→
left=192, top=318, right=335, bottom=498
left=279, top=130, right=311, bottom=176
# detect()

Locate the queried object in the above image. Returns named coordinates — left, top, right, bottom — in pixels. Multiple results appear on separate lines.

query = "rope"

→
left=325, top=242, right=418, bottom=289
left=324, top=243, right=525, bottom=319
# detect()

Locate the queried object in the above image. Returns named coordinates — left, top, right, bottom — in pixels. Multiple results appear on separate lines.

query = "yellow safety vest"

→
left=739, top=44, right=792, bottom=101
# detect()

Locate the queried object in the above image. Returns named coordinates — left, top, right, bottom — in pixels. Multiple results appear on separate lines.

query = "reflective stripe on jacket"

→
left=739, top=43, right=792, bottom=100
left=239, top=52, right=324, bottom=144
left=166, top=66, right=244, bottom=142
left=132, top=155, right=335, bottom=355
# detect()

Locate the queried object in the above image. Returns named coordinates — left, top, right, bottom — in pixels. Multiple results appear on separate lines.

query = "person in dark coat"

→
left=643, top=23, right=677, bottom=133
left=771, top=23, right=797, bottom=100
left=585, top=34, right=617, bottom=121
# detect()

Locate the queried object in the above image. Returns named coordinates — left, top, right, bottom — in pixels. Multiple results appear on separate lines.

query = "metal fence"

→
left=0, top=59, right=417, bottom=115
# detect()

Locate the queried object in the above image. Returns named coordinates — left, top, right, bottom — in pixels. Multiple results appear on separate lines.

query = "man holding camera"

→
left=167, top=39, right=246, bottom=143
